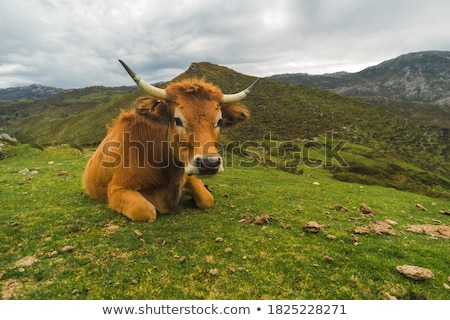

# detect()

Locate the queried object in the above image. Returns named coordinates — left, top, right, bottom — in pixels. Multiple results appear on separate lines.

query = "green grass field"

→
left=0, top=145, right=449, bottom=299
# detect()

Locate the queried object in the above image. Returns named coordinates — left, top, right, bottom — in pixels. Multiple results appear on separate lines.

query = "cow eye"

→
left=216, top=119, right=223, bottom=128
left=174, top=117, right=184, bottom=127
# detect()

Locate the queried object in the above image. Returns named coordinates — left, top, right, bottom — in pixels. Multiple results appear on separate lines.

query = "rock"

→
left=326, top=235, right=337, bottom=240
left=224, top=247, right=232, bottom=253
left=209, top=269, right=219, bottom=276
left=0, top=133, right=18, bottom=143
left=385, top=219, right=398, bottom=226
left=330, top=204, right=348, bottom=211
left=18, top=168, right=30, bottom=174
left=312, top=181, right=320, bottom=186
left=369, top=221, right=396, bottom=235
left=253, top=214, right=272, bottom=225
left=156, top=237, right=165, bottom=245
left=15, top=256, right=38, bottom=267
left=353, top=226, right=370, bottom=234
left=383, top=292, right=398, bottom=300
left=415, top=204, right=427, bottom=211
left=215, top=237, right=224, bottom=242
left=61, top=245, right=75, bottom=253
left=359, top=203, right=375, bottom=215
left=302, top=221, right=323, bottom=233
left=406, top=225, right=450, bottom=239
left=438, top=210, right=450, bottom=216
left=396, top=265, right=434, bottom=280
left=134, top=229, right=143, bottom=237
left=280, top=222, right=291, bottom=229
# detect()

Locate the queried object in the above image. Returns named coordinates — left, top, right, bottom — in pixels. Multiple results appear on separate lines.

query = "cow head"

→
left=119, top=60, right=259, bottom=176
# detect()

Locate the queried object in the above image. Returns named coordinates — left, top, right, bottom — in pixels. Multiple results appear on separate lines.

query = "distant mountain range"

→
left=0, top=84, right=138, bottom=100
left=269, top=51, right=450, bottom=104
left=0, top=84, right=66, bottom=100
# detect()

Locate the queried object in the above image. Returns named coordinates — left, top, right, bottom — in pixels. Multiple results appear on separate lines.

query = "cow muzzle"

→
left=185, top=154, right=224, bottom=176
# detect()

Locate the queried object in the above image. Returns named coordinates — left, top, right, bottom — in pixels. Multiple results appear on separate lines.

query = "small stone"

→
left=215, top=237, right=224, bottom=242
left=253, top=214, right=272, bottom=225
left=57, top=171, right=69, bottom=176
left=354, top=226, right=370, bottom=234
left=444, top=283, right=450, bottom=290
left=359, top=203, right=375, bottom=215
left=330, top=204, right=348, bottom=211
left=209, top=269, right=219, bottom=276
left=302, top=221, right=323, bottom=233
left=369, top=221, right=396, bottom=235
left=383, top=292, right=397, bottom=300
left=134, top=229, right=143, bottom=237
left=323, top=255, right=334, bottom=262
left=438, top=210, right=450, bottom=216
left=385, top=219, right=398, bottom=226
left=48, top=251, right=58, bottom=257
left=48, top=161, right=55, bottom=165
left=178, top=256, right=186, bottom=264
left=396, top=265, right=434, bottom=280
left=224, top=247, right=232, bottom=253
left=15, top=256, right=38, bottom=267
left=61, top=246, right=75, bottom=253
left=280, top=222, right=291, bottom=229
left=326, top=235, right=337, bottom=240
left=415, top=204, right=427, bottom=211
left=156, top=237, right=165, bottom=245
left=18, top=168, right=30, bottom=174
left=312, top=181, right=320, bottom=186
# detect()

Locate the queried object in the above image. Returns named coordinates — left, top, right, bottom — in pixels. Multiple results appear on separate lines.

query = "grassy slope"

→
left=0, top=145, right=449, bottom=299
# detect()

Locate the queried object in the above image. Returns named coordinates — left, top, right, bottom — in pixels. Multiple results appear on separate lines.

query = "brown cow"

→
left=83, top=60, right=259, bottom=221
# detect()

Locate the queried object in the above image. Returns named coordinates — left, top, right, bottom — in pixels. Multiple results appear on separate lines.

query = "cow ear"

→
left=220, top=103, right=250, bottom=129
left=134, top=97, right=171, bottom=122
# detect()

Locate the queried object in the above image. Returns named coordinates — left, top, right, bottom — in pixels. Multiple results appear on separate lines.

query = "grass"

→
left=0, top=144, right=449, bottom=300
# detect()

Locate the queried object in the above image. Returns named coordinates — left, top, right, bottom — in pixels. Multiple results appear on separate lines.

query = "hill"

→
left=269, top=51, right=450, bottom=128
left=0, top=62, right=449, bottom=198
left=269, top=51, right=450, bottom=103
left=0, top=84, right=66, bottom=100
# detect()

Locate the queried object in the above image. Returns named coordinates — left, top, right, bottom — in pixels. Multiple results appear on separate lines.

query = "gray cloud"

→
left=1, top=0, right=449, bottom=88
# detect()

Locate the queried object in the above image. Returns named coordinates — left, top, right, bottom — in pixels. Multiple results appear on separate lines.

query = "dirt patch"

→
left=15, top=256, right=38, bottom=267
left=303, top=221, right=323, bottom=233
left=359, top=203, right=375, bottom=215
left=1, top=279, right=22, bottom=299
left=354, top=220, right=397, bottom=236
left=406, top=225, right=450, bottom=239
left=369, top=221, right=396, bottom=235
left=396, top=265, right=434, bottom=280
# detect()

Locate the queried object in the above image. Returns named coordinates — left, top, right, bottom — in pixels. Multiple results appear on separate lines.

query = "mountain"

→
left=0, top=84, right=67, bottom=100
left=0, top=62, right=449, bottom=198
left=269, top=51, right=450, bottom=104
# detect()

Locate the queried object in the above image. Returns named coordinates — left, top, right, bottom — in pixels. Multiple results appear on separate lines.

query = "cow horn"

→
left=119, top=60, right=168, bottom=100
left=221, top=78, right=261, bottom=103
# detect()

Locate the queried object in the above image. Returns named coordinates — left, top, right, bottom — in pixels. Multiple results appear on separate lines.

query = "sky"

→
left=1, top=0, right=449, bottom=89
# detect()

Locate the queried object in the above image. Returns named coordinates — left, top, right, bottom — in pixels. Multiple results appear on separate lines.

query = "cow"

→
left=83, top=60, right=259, bottom=221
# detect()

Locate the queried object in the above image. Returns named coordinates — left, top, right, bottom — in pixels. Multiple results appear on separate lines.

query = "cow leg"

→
left=108, top=185, right=157, bottom=221
left=184, top=175, right=214, bottom=210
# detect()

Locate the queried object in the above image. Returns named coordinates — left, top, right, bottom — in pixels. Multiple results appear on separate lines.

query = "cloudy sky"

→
left=1, top=0, right=449, bottom=89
